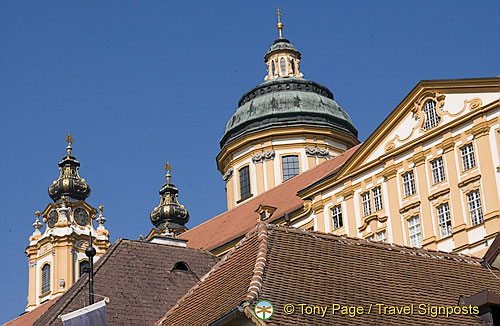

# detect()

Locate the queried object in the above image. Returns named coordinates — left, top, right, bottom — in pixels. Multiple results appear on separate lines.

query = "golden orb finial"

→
left=99, top=205, right=104, bottom=213
left=65, top=133, right=73, bottom=155
left=276, top=7, right=284, bottom=39
left=165, top=162, right=172, bottom=183
left=35, top=211, right=41, bottom=218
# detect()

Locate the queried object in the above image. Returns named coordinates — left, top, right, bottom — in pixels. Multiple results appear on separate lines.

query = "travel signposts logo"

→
left=254, top=300, right=274, bottom=320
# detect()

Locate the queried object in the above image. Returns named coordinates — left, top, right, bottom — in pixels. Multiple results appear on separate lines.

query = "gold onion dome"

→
left=150, top=163, right=189, bottom=229
left=48, top=134, right=91, bottom=202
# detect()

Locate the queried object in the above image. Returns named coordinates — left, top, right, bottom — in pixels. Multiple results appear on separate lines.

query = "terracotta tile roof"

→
left=2, top=298, right=57, bottom=326
left=179, top=144, right=362, bottom=251
left=159, top=223, right=499, bottom=325
left=33, top=239, right=218, bottom=326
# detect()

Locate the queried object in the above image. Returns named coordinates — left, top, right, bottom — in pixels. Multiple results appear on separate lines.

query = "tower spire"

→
left=276, top=8, right=284, bottom=39
left=65, top=133, right=73, bottom=156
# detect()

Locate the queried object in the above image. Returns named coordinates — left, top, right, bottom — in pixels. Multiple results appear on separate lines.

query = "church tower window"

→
left=422, top=100, right=440, bottom=130
left=41, top=264, right=50, bottom=294
left=79, top=260, right=90, bottom=276
left=272, top=61, right=277, bottom=76
left=280, top=57, right=286, bottom=75
left=282, top=155, right=299, bottom=181
left=239, top=166, right=251, bottom=200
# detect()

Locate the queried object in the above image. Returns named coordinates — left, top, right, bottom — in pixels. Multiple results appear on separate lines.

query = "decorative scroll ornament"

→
left=251, top=150, right=275, bottom=164
left=305, top=147, right=330, bottom=158
left=222, top=167, right=234, bottom=182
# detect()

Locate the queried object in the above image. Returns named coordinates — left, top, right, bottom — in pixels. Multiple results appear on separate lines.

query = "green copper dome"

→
left=220, top=35, right=358, bottom=149
left=220, top=76, right=358, bottom=149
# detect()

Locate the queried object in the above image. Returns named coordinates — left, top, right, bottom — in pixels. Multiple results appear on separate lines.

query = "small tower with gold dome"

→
left=146, top=163, right=190, bottom=245
left=25, top=135, right=110, bottom=311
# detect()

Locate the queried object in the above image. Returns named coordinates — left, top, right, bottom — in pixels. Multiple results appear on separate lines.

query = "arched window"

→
left=42, top=264, right=50, bottom=293
left=79, top=260, right=90, bottom=276
left=422, top=100, right=440, bottom=130
left=272, top=61, right=277, bottom=76
left=172, top=261, right=190, bottom=271
left=291, top=59, right=295, bottom=74
left=280, top=58, right=286, bottom=75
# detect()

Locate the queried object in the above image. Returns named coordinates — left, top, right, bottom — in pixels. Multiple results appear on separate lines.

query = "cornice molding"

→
left=358, top=214, right=388, bottom=232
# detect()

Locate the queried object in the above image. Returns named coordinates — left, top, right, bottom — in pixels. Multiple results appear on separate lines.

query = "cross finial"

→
left=276, top=8, right=284, bottom=39
left=164, top=162, right=171, bottom=183
left=65, top=133, right=73, bottom=155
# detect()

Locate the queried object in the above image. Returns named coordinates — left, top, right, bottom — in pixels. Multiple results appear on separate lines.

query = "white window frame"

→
left=376, top=230, right=387, bottom=242
left=402, top=171, right=416, bottom=197
left=467, top=190, right=483, bottom=226
left=331, top=205, right=343, bottom=230
left=460, top=143, right=476, bottom=171
left=361, top=192, right=372, bottom=216
left=422, top=100, right=440, bottom=130
left=408, top=216, right=422, bottom=247
left=430, top=157, right=445, bottom=184
left=372, top=186, right=383, bottom=211
left=437, top=203, right=452, bottom=238
left=366, top=234, right=375, bottom=241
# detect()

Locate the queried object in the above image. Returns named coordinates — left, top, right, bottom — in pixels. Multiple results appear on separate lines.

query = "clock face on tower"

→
left=74, top=207, right=90, bottom=226
left=47, top=210, right=58, bottom=228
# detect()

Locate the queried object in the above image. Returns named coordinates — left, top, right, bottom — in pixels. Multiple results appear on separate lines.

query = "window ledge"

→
left=237, top=194, right=253, bottom=204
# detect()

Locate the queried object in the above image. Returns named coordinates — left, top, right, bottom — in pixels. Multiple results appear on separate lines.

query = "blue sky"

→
left=0, top=1, right=499, bottom=322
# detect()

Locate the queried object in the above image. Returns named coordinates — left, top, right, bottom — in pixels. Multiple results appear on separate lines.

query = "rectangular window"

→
left=437, top=203, right=452, bottom=238
left=331, top=205, right=343, bottom=230
left=372, top=186, right=383, bottom=211
left=42, top=264, right=50, bottom=293
left=461, top=144, right=476, bottom=171
left=377, top=230, right=387, bottom=242
left=282, top=155, right=300, bottom=181
left=239, top=166, right=251, bottom=199
left=467, top=190, right=483, bottom=226
left=430, top=158, right=445, bottom=184
left=361, top=192, right=372, bottom=216
left=408, top=216, right=422, bottom=247
left=366, top=234, right=375, bottom=241
left=402, top=171, right=416, bottom=197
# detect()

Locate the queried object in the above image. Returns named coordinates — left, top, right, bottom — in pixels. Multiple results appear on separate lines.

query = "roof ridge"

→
left=244, top=222, right=269, bottom=304
left=121, top=238, right=217, bottom=256
left=36, top=239, right=124, bottom=325
left=266, top=224, right=483, bottom=265
left=180, top=147, right=360, bottom=237
left=157, top=225, right=261, bottom=325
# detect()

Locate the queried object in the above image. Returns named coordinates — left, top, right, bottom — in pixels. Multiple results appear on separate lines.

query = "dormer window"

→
left=422, top=100, right=440, bottom=130
left=173, top=261, right=190, bottom=271
left=255, top=205, right=277, bottom=221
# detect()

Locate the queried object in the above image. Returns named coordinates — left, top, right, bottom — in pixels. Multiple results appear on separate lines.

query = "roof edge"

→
left=244, top=222, right=270, bottom=303
left=157, top=224, right=262, bottom=325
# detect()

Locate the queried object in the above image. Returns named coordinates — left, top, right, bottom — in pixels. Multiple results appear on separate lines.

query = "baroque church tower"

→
left=217, top=10, right=359, bottom=209
left=25, top=135, right=110, bottom=311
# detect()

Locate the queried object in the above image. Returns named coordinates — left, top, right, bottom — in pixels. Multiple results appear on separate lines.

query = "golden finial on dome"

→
left=35, top=211, right=41, bottom=218
left=65, top=133, right=73, bottom=155
left=165, top=162, right=171, bottom=183
left=276, top=7, right=284, bottom=39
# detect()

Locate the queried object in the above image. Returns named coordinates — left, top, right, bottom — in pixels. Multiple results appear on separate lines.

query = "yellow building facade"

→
left=25, top=135, right=110, bottom=311
left=213, top=14, right=500, bottom=259
left=295, top=77, right=500, bottom=257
